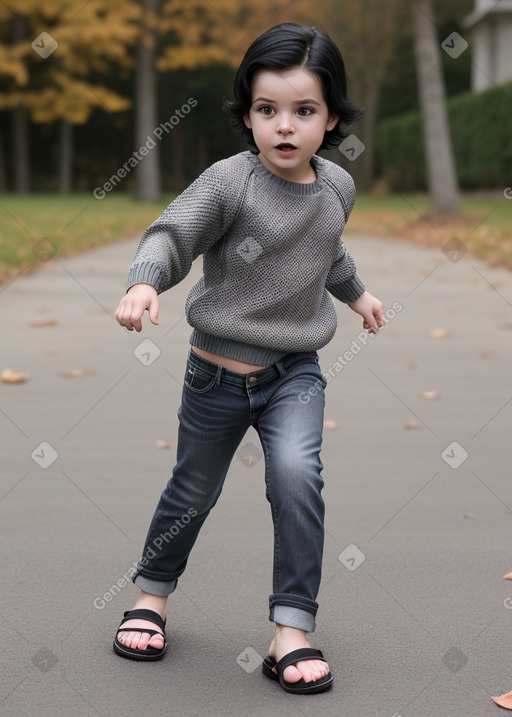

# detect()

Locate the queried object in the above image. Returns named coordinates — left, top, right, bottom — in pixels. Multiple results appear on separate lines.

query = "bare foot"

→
left=116, top=591, right=167, bottom=652
left=268, top=624, right=330, bottom=684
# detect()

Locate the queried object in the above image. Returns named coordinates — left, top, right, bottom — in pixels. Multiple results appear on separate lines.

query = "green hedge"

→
left=374, top=80, right=512, bottom=190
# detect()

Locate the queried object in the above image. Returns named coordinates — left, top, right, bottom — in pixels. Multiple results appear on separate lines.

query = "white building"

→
left=462, top=0, right=512, bottom=91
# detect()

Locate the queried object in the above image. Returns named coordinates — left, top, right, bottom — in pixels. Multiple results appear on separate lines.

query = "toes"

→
left=287, top=659, right=329, bottom=684
left=283, top=665, right=303, bottom=683
left=148, top=633, right=164, bottom=649
left=135, top=632, right=149, bottom=650
left=117, top=630, right=164, bottom=651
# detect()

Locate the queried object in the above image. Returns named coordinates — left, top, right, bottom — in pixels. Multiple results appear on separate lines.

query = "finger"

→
left=116, top=303, right=135, bottom=331
left=364, top=314, right=378, bottom=333
left=148, top=297, right=160, bottom=326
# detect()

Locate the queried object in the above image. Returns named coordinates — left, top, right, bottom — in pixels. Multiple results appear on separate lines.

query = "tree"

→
left=0, top=0, right=137, bottom=192
left=325, top=0, right=403, bottom=191
left=135, top=0, right=160, bottom=201
left=411, top=0, right=460, bottom=213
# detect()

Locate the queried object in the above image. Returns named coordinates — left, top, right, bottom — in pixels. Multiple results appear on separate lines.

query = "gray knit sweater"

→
left=127, top=150, right=365, bottom=366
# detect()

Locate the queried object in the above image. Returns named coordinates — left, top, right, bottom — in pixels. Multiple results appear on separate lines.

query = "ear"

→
left=326, top=113, right=339, bottom=132
left=243, top=113, right=252, bottom=129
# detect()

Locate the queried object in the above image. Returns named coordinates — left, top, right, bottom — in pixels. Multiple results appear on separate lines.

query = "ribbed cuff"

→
left=126, top=261, right=168, bottom=294
left=190, top=330, right=289, bottom=367
left=328, top=274, right=366, bottom=303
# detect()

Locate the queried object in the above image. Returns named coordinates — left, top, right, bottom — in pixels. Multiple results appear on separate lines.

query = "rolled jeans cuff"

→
left=133, top=571, right=178, bottom=597
left=269, top=593, right=318, bottom=633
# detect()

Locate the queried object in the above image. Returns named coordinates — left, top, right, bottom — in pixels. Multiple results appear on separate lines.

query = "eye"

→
left=257, top=105, right=275, bottom=116
left=297, top=106, right=314, bottom=116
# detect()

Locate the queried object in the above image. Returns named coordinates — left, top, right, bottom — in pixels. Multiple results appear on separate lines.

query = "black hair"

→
left=223, top=22, right=363, bottom=153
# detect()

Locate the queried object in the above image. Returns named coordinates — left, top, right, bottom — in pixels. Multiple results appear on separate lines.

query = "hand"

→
left=348, top=290, right=385, bottom=333
left=115, top=283, right=159, bottom=332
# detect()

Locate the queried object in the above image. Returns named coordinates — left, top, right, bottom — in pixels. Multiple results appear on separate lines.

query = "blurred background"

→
left=1, top=0, right=511, bottom=279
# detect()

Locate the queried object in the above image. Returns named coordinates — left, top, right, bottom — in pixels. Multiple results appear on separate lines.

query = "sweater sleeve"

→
left=325, top=240, right=366, bottom=303
left=325, top=172, right=365, bottom=303
left=126, top=157, right=247, bottom=294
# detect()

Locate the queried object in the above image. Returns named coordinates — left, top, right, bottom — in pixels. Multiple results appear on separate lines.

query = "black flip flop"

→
left=113, top=608, right=167, bottom=661
left=262, top=647, right=333, bottom=694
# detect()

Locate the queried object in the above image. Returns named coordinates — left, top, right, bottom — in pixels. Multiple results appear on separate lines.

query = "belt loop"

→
left=215, top=365, right=223, bottom=387
left=275, top=360, right=286, bottom=377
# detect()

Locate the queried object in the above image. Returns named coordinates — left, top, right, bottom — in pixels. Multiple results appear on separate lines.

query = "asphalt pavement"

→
left=1, top=230, right=512, bottom=716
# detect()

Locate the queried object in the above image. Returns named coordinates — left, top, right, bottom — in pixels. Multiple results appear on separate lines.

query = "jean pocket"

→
left=184, top=366, right=216, bottom=393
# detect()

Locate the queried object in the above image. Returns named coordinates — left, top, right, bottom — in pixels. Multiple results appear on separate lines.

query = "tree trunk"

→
left=0, top=128, right=8, bottom=191
left=170, top=121, right=185, bottom=187
left=12, top=13, right=30, bottom=192
left=355, top=83, right=379, bottom=191
left=411, top=0, right=460, bottom=213
left=135, top=0, right=160, bottom=201
left=12, top=107, right=30, bottom=192
left=58, top=120, right=73, bottom=194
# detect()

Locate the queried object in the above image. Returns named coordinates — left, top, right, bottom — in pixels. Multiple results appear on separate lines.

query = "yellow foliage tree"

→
left=0, top=0, right=139, bottom=190
left=157, top=0, right=332, bottom=72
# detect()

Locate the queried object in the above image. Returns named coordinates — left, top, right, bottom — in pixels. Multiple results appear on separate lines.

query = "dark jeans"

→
left=132, top=348, right=327, bottom=632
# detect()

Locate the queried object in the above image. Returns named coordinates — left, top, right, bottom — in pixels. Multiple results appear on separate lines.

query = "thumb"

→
left=148, top=296, right=160, bottom=325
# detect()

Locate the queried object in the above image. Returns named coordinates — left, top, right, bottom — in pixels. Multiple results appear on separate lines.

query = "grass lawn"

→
left=1, top=190, right=512, bottom=284
left=0, top=193, right=176, bottom=284
left=349, top=192, right=512, bottom=268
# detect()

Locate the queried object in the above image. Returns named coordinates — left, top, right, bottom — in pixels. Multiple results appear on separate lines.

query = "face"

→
left=244, top=67, right=338, bottom=183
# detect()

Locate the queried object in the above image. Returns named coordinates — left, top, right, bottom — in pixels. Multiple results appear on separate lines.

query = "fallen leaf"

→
left=492, top=691, right=512, bottom=709
left=421, top=390, right=440, bottom=400
left=323, top=418, right=338, bottom=430
left=504, top=572, right=512, bottom=580
left=155, top=440, right=171, bottom=449
left=404, top=421, right=421, bottom=430
left=429, top=328, right=451, bottom=339
left=29, top=318, right=57, bottom=327
left=1, top=369, right=29, bottom=384
left=59, top=369, right=97, bottom=378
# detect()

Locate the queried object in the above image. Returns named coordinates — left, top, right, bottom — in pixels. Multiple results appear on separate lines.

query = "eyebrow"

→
left=252, top=97, right=321, bottom=106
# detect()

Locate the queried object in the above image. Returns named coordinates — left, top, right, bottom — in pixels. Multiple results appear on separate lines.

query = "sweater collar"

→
left=244, top=151, right=324, bottom=196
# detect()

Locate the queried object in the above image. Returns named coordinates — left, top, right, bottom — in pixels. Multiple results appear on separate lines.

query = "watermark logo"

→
left=338, top=544, right=366, bottom=572
left=441, top=32, right=468, bottom=59
left=32, top=237, right=57, bottom=263
left=32, top=32, right=58, bottom=59
left=236, top=441, right=263, bottom=468
left=299, top=301, right=403, bottom=403
left=236, top=238, right=263, bottom=264
left=134, top=339, right=161, bottom=366
left=441, top=441, right=468, bottom=469
left=442, top=647, right=467, bottom=673
left=442, top=237, right=467, bottom=263
left=236, top=646, right=262, bottom=673
left=31, top=441, right=59, bottom=469
left=32, top=648, right=58, bottom=672
left=338, top=134, right=366, bottom=161
left=93, top=98, right=198, bottom=199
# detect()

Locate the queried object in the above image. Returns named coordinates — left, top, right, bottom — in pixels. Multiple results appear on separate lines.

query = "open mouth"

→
left=276, top=143, right=297, bottom=151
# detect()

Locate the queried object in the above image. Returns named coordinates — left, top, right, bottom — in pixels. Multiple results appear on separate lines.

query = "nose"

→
left=276, top=112, right=295, bottom=135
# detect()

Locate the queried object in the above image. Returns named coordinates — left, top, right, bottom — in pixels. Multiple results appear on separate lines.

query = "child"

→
left=113, top=21, right=385, bottom=694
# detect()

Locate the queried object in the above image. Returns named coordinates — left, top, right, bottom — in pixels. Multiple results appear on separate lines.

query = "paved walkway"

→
left=1, top=232, right=512, bottom=716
